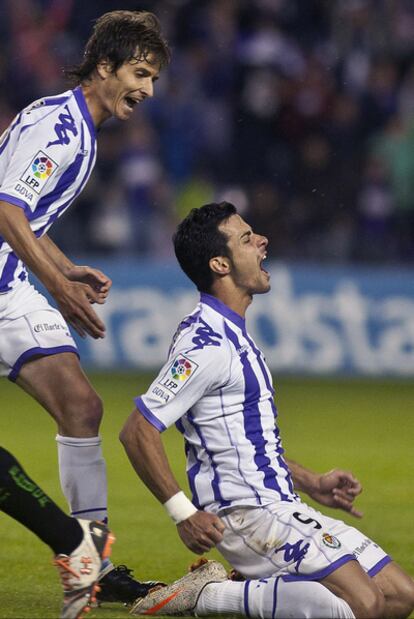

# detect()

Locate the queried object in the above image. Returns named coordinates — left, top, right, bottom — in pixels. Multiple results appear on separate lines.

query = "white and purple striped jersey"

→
left=0, top=87, right=97, bottom=293
left=136, top=293, right=298, bottom=514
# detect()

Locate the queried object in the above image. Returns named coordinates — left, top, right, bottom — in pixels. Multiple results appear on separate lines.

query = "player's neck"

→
left=211, top=284, right=252, bottom=319
left=80, top=83, right=112, bottom=128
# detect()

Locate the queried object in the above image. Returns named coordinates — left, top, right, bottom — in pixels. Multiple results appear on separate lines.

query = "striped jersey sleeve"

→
left=135, top=310, right=232, bottom=431
left=0, top=92, right=83, bottom=213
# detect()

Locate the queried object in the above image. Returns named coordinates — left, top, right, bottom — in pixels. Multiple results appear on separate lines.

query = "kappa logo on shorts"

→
left=20, top=150, right=58, bottom=195
left=275, top=540, right=310, bottom=572
left=322, top=533, right=341, bottom=549
left=155, top=354, right=199, bottom=399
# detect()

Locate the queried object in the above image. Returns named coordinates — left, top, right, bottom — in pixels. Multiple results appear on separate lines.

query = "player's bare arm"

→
left=0, top=200, right=106, bottom=338
left=39, top=234, right=112, bottom=303
left=286, top=458, right=363, bottom=518
left=120, top=410, right=225, bottom=554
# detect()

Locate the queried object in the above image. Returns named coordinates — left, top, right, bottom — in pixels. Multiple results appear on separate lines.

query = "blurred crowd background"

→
left=1, top=0, right=414, bottom=263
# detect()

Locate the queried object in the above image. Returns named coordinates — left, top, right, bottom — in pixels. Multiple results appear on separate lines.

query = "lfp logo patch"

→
left=171, top=357, right=194, bottom=381
left=32, top=155, right=55, bottom=179
left=20, top=150, right=58, bottom=194
left=153, top=354, right=199, bottom=402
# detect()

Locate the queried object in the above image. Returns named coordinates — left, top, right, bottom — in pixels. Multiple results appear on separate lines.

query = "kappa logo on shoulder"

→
left=189, top=319, right=222, bottom=351
left=46, top=104, right=78, bottom=147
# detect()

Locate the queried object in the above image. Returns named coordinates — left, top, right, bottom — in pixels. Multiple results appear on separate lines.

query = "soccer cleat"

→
left=130, top=559, right=228, bottom=616
left=54, top=519, right=115, bottom=619
left=97, top=564, right=166, bottom=604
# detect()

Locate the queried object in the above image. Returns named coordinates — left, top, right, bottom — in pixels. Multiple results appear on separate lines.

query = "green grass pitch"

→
left=1, top=373, right=413, bottom=618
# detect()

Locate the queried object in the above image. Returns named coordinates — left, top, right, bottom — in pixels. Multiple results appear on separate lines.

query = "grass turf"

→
left=0, top=373, right=413, bottom=618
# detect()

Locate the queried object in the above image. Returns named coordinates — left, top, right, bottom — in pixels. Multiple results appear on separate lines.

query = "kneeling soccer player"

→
left=122, top=203, right=414, bottom=618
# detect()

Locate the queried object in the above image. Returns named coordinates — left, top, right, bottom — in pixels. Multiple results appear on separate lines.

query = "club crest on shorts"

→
left=322, top=533, right=341, bottom=549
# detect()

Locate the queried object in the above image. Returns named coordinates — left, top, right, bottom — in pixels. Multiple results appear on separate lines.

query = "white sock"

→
left=56, top=434, right=108, bottom=522
left=196, top=577, right=355, bottom=618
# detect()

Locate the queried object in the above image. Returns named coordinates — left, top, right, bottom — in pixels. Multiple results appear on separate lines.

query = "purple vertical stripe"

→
left=176, top=420, right=202, bottom=510
left=220, top=388, right=262, bottom=505
left=32, top=125, right=96, bottom=238
left=272, top=577, right=280, bottom=618
left=187, top=410, right=230, bottom=508
left=243, top=330, right=275, bottom=395
left=224, top=323, right=290, bottom=500
left=243, top=328, right=295, bottom=496
left=0, top=252, right=19, bottom=292
left=244, top=581, right=251, bottom=618
left=187, top=446, right=202, bottom=510
left=27, top=124, right=86, bottom=222
left=73, top=87, right=96, bottom=140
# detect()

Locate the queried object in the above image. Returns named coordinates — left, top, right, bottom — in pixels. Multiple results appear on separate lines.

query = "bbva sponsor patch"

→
left=20, top=150, right=58, bottom=195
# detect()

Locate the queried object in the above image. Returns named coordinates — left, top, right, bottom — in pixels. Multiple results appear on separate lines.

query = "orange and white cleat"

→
left=54, top=519, right=115, bottom=619
left=130, top=559, right=227, bottom=616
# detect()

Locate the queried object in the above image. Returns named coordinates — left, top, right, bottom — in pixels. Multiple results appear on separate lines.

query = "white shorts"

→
left=0, top=280, right=78, bottom=381
left=218, top=501, right=390, bottom=581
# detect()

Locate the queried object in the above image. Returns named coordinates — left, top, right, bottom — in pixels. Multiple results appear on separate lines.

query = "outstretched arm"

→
left=0, top=201, right=106, bottom=338
left=286, top=458, right=363, bottom=518
left=120, top=409, right=225, bottom=553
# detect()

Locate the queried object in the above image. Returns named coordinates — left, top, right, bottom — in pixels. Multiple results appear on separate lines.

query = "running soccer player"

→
left=121, top=203, right=414, bottom=618
left=0, top=446, right=115, bottom=619
left=0, top=10, right=169, bottom=603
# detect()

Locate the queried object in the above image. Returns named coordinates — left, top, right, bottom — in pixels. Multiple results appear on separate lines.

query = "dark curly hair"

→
left=173, top=202, right=237, bottom=293
left=66, top=10, right=170, bottom=84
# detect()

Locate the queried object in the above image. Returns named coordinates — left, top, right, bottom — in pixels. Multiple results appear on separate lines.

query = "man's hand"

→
left=308, top=469, right=363, bottom=518
left=177, top=511, right=225, bottom=554
left=65, top=265, right=112, bottom=304
left=54, top=279, right=107, bottom=339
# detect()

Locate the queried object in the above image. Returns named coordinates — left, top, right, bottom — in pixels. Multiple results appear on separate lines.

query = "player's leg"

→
left=0, top=446, right=115, bottom=619
left=0, top=283, right=106, bottom=520
left=196, top=575, right=356, bottom=618
left=320, top=509, right=414, bottom=618
left=16, top=352, right=107, bottom=522
left=15, top=353, right=165, bottom=604
left=320, top=560, right=385, bottom=618
left=132, top=559, right=355, bottom=618
left=372, top=561, right=414, bottom=619
left=217, top=504, right=385, bottom=618
left=0, top=445, right=83, bottom=553
left=1, top=286, right=162, bottom=604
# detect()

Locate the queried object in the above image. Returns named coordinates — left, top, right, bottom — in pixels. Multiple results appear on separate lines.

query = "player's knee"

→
left=394, top=577, right=414, bottom=615
left=78, top=390, right=103, bottom=430
left=59, top=389, right=103, bottom=434
left=350, top=587, right=384, bottom=618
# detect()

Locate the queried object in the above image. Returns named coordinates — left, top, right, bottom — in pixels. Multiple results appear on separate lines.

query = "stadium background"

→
left=1, top=1, right=414, bottom=618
